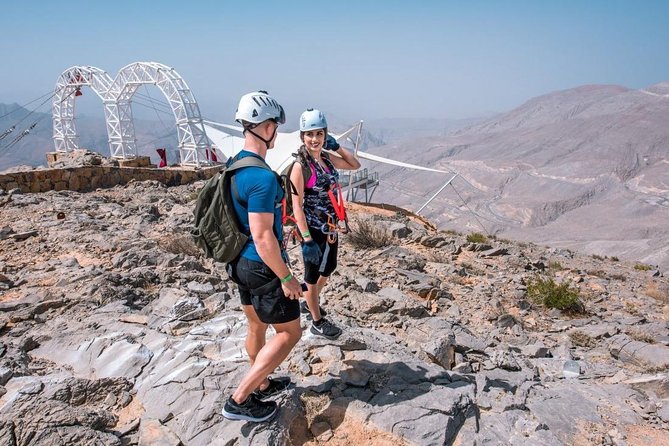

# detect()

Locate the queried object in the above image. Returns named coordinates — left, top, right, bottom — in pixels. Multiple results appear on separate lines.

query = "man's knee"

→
left=277, top=322, right=302, bottom=346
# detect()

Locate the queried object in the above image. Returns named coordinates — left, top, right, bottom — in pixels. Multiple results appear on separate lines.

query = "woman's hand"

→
left=302, top=239, right=321, bottom=264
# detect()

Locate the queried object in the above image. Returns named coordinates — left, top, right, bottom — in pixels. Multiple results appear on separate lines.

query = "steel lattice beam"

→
left=52, top=62, right=214, bottom=167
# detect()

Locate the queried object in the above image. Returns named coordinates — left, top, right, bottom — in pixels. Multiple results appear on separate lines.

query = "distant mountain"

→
left=364, top=116, right=492, bottom=144
left=365, top=82, right=669, bottom=269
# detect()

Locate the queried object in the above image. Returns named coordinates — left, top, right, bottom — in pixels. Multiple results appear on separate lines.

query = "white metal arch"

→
left=52, top=66, right=115, bottom=153
left=107, top=61, right=212, bottom=166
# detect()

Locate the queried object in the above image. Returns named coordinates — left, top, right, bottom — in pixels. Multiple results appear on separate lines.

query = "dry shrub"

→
left=569, top=330, right=596, bottom=348
left=346, top=219, right=392, bottom=249
left=625, top=301, right=642, bottom=316
left=586, top=269, right=607, bottom=278
left=644, top=281, right=669, bottom=303
left=626, top=329, right=655, bottom=344
left=159, top=234, right=202, bottom=257
left=549, top=261, right=564, bottom=272
left=426, top=250, right=451, bottom=264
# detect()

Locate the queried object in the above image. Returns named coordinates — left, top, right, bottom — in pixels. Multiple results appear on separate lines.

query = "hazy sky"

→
left=2, top=0, right=668, bottom=124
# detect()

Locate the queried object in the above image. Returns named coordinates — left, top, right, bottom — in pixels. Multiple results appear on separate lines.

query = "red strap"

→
left=281, top=198, right=298, bottom=225
left=327, top=184, right=347, bottom=222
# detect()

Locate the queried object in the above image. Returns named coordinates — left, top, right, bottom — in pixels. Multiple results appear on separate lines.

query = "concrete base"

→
left=46, top=150, right=103, bottom=168
left=118, top=156, right=153, bottom=168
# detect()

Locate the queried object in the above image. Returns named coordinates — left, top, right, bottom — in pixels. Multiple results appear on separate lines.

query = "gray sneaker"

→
left=310, top=318, right=342, bottom=340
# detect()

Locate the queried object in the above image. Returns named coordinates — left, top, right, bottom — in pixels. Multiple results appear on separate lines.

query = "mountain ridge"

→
left=365, top=81, right=669, bottom=269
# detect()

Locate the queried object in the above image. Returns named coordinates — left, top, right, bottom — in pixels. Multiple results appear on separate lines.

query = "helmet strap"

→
left=246, top=124, right=277, bottom=151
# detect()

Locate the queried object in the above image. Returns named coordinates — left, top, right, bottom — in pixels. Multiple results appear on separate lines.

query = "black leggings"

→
left=303, top=228, right=338, bottom=284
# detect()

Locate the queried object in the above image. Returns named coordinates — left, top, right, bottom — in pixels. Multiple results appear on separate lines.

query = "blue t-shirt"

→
left=230, top=150, right=284, bottom=262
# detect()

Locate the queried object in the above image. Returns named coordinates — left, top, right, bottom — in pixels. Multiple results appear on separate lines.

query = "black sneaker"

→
left=222, top=394, right=278, bottom=422
left=300, top=300, right=327, bottom=320
left=252, top=376, right=291, bottom=400
left=310, top=318, right=342, bottom=340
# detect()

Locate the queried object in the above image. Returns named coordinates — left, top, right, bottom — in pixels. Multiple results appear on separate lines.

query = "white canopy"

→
left=202, top=120, right=455, bottom=175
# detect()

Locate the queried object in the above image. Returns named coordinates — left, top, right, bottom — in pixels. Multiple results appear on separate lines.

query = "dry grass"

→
left=644, top=281, right=669, bottom=303
left=625, top=301, right=642, bottom=316
left=159, top=234, right=202, bottom=258
left=569, top=330, right=597, bottom=348
left=586, top=269, right=607, bottom=278
left=626, top=329, right=655, bottom=344
left=426, top=250, right=452, bottom=264
left=346, top=219, right=393, bottom=249
left=548, top=261, right=564, bottom=272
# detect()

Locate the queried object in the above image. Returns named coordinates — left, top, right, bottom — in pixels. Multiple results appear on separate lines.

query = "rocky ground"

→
left=0, top=180, right=668, bottom=446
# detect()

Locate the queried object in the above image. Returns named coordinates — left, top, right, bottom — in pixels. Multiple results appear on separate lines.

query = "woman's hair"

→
left=296, top=144, right=313, bottom=166
left=299, top=127, right=328, bottom=144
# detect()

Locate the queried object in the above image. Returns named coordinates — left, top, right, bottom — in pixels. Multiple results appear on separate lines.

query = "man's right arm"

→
left=248, top=212, right=302, bottom=298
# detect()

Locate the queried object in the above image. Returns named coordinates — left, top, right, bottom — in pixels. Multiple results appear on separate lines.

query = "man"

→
left=222, top=91, right=303, bottom=423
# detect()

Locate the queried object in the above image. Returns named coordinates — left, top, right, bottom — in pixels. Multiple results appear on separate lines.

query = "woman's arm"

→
left=326, top=137, right=361, bottom=170
left=329, top=146, right=361, bottom=170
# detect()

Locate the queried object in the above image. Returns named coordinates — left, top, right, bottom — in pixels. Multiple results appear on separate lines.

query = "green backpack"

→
left=191, top=155, right=275, bottom=263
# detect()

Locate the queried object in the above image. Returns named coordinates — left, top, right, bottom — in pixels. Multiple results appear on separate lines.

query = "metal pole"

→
left=416, top=174, right=458, bottom=215
left=347, top=121, right=363, bottom=201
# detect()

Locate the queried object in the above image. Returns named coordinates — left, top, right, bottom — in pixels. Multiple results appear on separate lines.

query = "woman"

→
left=290, top=108, right=361, bottom=339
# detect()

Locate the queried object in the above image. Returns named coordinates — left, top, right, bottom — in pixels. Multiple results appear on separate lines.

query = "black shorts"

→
left=303, top=228, right=338, bottom=285
left=226, top=256, right=300, bottom=324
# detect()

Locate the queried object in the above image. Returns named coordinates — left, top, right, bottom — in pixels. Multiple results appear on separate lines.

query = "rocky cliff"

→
left=0, top=178, right=668, bottom=445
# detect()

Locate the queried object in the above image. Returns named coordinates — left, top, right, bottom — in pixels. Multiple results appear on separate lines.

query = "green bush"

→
left=634, top=264, right=652, bottom=271
left=526, top=276, right=582, bottom=312
left=466, top=232, right=488, bottom=243
left=346, top=219, right=392, bottom=249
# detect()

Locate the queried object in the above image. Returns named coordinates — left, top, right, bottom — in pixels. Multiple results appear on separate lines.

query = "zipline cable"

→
left=0, top=90, right=57, bottom=120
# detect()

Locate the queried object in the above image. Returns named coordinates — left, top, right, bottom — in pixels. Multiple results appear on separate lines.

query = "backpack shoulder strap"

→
left=228, top=155, right=280, bottom=208
left=227, top=155, right=271, bottom=172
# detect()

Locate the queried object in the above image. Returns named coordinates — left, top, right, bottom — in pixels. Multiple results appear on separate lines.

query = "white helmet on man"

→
left=235, top=91, right=285, bottom=127
left=299, top=108, right=327, bottom=132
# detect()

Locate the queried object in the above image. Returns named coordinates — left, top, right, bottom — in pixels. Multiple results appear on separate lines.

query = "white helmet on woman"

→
left=299, top=108, right=327, bottom=132
left=235, top=91, right=285, bottom=127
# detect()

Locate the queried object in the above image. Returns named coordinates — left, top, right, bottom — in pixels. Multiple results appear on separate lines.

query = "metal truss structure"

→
left=52, top=62, right=213, bottom=167
left=52, top=66, right=114, bottom=153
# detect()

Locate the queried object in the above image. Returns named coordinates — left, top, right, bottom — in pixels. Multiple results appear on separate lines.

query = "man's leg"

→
left=241, top=304, right=273, bottom=390
left=242, top=304, right=268, bottom=364
left=231, top=318, right=301, bottom=404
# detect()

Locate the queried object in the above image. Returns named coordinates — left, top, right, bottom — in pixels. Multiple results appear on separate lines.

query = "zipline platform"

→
left=340, top=168, right=379, bottom=203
